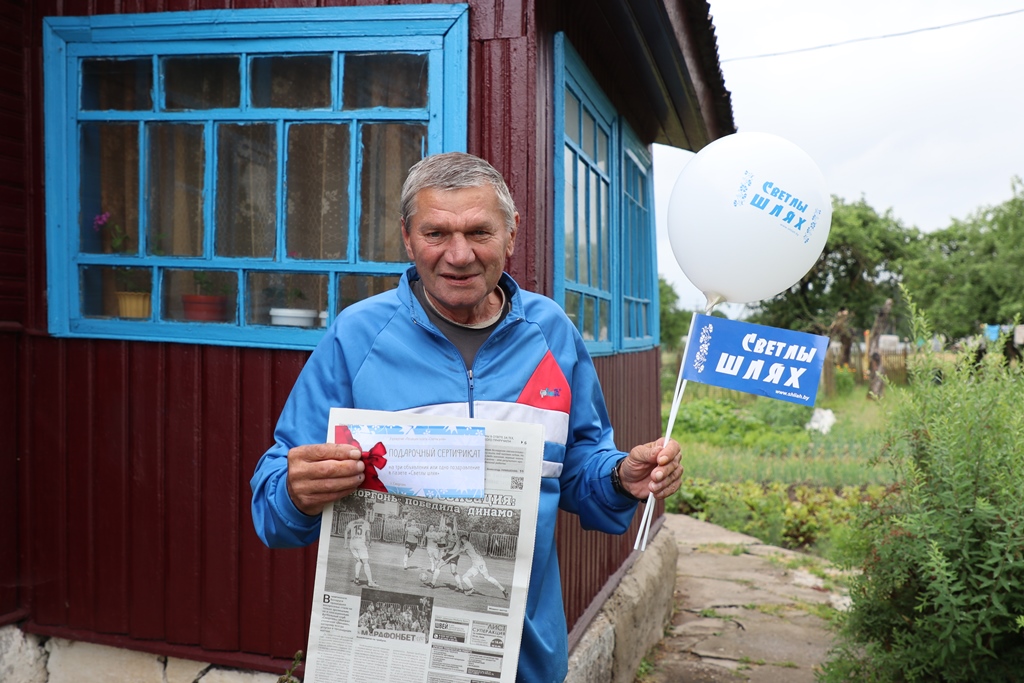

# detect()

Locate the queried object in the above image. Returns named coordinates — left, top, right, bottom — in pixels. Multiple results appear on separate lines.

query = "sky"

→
left=654, top=1, right=1024, bottom=315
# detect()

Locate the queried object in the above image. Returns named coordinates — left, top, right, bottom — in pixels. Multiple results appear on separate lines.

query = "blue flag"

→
left=681, top=314, right=829, bottom=406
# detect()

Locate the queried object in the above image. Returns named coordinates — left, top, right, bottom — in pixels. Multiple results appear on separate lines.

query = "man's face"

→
left=402, top=185, right=517, bottom=325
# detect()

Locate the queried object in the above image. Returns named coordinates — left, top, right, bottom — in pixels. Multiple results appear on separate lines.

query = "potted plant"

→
left=269, top=286, right=318, bottom=328
left=94, top=211, right=151, bottom=318
left=112, top=268, right=152, bottom=318
left=182, top=271, right=230, bottom=322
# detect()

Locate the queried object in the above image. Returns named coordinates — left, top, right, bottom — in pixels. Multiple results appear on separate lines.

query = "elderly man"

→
left=250, top=151, right=682, bottom=682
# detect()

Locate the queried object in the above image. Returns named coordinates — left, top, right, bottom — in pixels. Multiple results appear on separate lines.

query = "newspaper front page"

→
left=302, top=408, right=544, bottom=683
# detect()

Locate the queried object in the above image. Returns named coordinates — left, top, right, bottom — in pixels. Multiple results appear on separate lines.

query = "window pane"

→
left=582, top=109, right=595, bottom=159
left=338, top=273, right=400, bottom=312
left=582, top=295, right=595, bottom=341
left=359, top=123, right=425, bottom=262
left=164, top=56, right=240, bottom=110
left=632, top=162, right=648, bottom=209
left=80, top=265, right=152, bottom=319
left=343, top=53, right=428, bottom=109
left=286, top=124, right=350, bottom=260
left=563, top=148, right=576, bottom=282
left=162, top=269, right=237, bottom=322
left=623, top=162, right=639, bottom=300
left=577, top=158, right=587, bottom=285
left=590, top=170, right=599, bottom=287
left=564, top=89, right=579, bottom=145
left=80, top=123, right=139, bottom=254
left=216, top=123, right=277, bottom=258
left=564, top=289, right=580, bottom=330
left=148, top=123, right=204, bottom=256
left=622, top=232, right=632, bottom=301
left=622, top=156, right=652, bottom=340
left=82, top=58, right=152, bottom=111
left=596, top=127, right=608, bottom=173
left=249, top=271, right=328, bottom=326
left=251, top=55, right=332, bottom=109
left=598, top=298, right=609, bottom=341
left=600, top=177, right=609, bottom=290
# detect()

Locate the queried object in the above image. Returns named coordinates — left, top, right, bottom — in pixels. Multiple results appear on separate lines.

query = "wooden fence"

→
left=820, top=344, right=908, bottom=397
left=664, top=343, right=911, bottom=403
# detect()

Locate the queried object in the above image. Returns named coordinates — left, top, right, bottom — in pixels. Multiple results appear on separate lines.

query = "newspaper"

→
left=302, top=408, right=544, bottom=683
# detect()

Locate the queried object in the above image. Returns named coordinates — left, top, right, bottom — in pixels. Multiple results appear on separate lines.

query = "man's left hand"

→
left=618, top=438, right=683, bottom=500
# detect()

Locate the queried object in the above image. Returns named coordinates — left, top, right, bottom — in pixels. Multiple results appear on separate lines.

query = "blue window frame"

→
left=43, top=6, right=468, bottom=349
left=553, top=34, right=658, bottom=355
left=620, top=129, right=656, bottom=350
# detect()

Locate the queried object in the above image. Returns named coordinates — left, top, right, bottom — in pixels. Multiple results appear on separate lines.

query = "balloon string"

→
left=634, top=296, right=719, bottom=551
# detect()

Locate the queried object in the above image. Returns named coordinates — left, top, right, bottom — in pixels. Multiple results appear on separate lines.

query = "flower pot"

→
left=182, top=294, right=229, bottom=322
left=117, top=291, right=151, bottom=319
left=269, top=307, right=319, bottom=328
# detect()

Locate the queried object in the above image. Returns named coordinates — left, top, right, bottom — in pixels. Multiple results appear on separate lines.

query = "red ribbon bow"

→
left=335, top=425, right=388, bottom=492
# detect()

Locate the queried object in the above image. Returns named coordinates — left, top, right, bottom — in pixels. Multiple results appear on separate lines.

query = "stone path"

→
left=640, top=514, right=848, bottom=683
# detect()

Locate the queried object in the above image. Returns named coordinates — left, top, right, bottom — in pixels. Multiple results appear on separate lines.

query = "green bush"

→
left=748, top=398, right=815, bottom=430
left=833, top=364, right=857, bottom=396
left=820, top=314, right=1024, bottom=682
left=667, top=478, right=885, bottom=553
left=671, top=397, right=812, bottom=454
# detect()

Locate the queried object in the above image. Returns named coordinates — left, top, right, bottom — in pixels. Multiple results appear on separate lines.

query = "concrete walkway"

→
left=640, top=514, right=847, bottom=683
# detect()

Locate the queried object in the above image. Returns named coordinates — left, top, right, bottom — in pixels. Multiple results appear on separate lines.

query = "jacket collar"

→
left=400, top=265, right=524, bottom=330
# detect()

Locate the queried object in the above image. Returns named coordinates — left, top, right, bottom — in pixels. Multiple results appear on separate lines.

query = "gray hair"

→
left=400, top=152, right=517, bottom=233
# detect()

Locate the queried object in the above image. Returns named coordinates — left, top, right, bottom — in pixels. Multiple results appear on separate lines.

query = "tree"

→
left=746, top=196, right=919, bottom=335
left=866, top=298, right=893, bottom=399
left=902, top=177, right=1024, bottom=341
left=659, top=276, right=692, bottom=351
left=827, top=307, right=854, bottom=365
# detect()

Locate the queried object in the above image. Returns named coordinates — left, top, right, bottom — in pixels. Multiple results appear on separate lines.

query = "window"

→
left=620, top=133, right=656, bottom=350
left=554, top=34, right=658, bottom=355
left=44, top=6, right=469, bottom=349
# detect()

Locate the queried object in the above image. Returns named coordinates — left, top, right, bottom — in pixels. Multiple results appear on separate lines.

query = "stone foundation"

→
left=1, top=526, right=677, bottom=683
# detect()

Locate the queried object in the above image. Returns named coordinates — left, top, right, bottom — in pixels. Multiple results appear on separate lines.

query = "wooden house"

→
left=0, top=0, right=733, bottom=676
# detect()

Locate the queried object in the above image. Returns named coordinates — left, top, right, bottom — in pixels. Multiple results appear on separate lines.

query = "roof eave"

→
left=609, top=0, right=736, bottom=150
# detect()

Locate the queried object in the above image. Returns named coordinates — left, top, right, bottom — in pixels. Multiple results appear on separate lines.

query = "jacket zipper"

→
left=468, top=315, right=524, bottom=417
left=414, top=312, right=523, bottom=420
left=466, top=316, right=521, bottom=418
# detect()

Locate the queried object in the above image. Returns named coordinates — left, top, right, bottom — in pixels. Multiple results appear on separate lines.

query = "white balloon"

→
left=667, top=132, right=831, bottom=305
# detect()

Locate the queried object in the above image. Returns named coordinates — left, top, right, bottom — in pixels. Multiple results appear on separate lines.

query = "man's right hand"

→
left=286, top=443, right=365, bottom=516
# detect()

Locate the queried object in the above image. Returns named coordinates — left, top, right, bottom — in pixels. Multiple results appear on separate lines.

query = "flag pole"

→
left=634, top=297, right=718, bottom=551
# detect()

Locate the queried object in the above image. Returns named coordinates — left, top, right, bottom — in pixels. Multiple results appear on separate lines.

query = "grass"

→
left=635, top=657, right=655, bottom=679
left=665, top=387, right=892, bottom=488
left=763, top=552, right=850, bottom=592
left=660, top=375, right=896, bottom=557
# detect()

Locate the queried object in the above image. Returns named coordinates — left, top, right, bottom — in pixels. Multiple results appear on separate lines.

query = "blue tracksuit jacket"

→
left=250, top=267, right=639, bottom=682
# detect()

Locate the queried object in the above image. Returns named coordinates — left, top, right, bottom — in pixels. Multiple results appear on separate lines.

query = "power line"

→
left=720, top=8, right=1024, bottom=63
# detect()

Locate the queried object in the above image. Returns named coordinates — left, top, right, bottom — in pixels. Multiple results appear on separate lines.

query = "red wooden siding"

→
left=562, top=351, right=664, bottom=633
left=18, top=338, right=661, bottom=669
left=0, top=0, right=26, bottom=327
left=10, top=0, right=670, bottom=673
left=0, top=332, right=21, bottom=625
left=0, top=0, right=27, bottom=625
left=22, top=340, right=320, bottom=668
left=467, top=0, right=543, bottom=296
